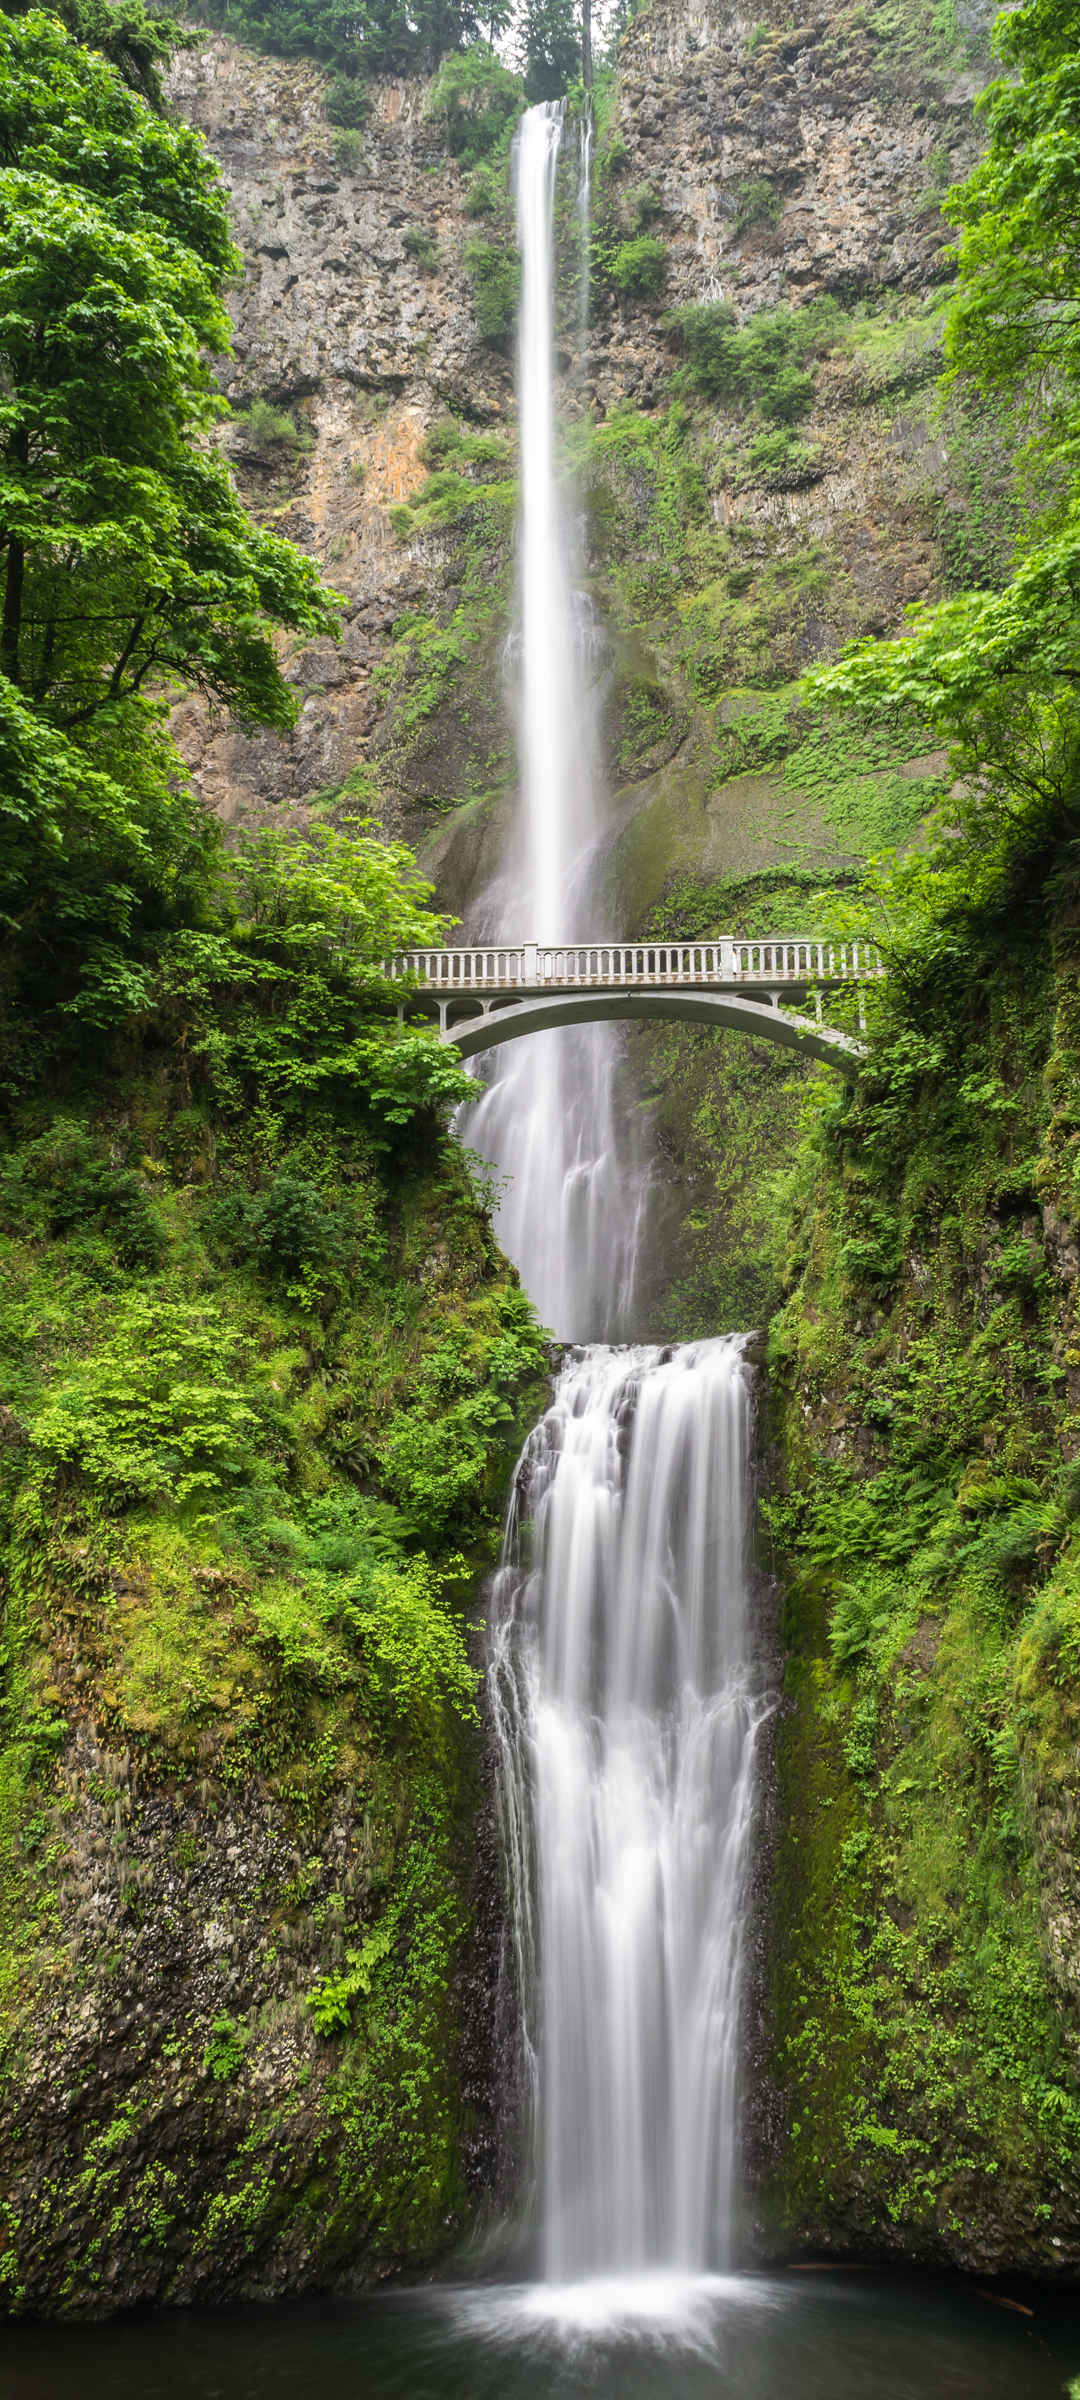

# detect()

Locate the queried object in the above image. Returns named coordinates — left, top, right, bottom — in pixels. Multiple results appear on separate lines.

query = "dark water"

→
left=3, top=2273, right=1078, bottom=2400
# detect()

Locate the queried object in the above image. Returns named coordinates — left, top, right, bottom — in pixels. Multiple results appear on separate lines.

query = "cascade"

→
left=472, top=102, right=766, bottom=2306
left=460, top=101, right=649, bottom=1342
left=490, top=1340, right=766, bottom=2288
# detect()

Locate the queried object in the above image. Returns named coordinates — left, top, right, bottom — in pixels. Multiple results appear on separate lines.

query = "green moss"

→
left=464, top=235, right=520, bottom=344
left=0, top=1063, right=549, bottom=2305
left=759, top=867, right=1080, bottom=2261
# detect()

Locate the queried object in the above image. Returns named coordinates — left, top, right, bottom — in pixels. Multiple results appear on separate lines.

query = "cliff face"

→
left=165, top=1, right=994, bottom=877
left=164, top=39, right=509, bottom=836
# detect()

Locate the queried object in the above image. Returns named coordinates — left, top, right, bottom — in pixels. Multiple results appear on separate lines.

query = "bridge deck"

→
left=381, top=937, right=879, bottom=1074
left=383, top=938, right=882, bottom=994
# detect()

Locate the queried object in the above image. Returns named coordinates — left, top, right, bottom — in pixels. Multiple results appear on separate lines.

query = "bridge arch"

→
left=385, top=938, right=879, bottom=1077
left=436, top=989, right=864, bottom=1073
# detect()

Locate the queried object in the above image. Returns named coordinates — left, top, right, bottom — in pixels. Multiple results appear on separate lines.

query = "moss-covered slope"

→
left=0, top=1080, right=547, bottom=2316
left=757, top=861, right=1080, bottom=2273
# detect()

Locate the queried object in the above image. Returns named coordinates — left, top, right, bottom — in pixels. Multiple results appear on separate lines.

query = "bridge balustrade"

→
left=382, top=938, right=883, bottom=988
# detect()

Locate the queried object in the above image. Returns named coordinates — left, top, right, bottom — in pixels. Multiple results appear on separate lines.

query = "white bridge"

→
left=384, top=937, right=882, bottom=1072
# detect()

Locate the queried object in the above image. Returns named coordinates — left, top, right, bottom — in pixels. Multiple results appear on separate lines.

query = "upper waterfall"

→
left=459, top=103, right=652, bottom=1341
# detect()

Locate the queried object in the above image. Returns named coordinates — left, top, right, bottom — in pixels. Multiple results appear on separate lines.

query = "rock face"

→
left=165, top=1, right=996, bottom=865
left=0, top=1726, right=501, bottom=2313
left=166, top=40, right=512, bottom=834
left=590, top=0, right=989, bottom=407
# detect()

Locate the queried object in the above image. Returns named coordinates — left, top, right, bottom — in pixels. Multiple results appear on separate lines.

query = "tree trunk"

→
left=1, top=428, right=28, bottom=688
left=582, top=0, right=593, bottom=89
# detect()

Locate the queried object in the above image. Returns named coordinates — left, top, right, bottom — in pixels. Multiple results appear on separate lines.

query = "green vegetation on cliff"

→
left=758, top=0, right=1080, bottom=2271
left=0, top=8, right=548, bottom=2314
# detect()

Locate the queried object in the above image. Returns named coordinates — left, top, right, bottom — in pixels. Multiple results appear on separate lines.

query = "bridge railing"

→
left=382, top=938, right=884, bottom=988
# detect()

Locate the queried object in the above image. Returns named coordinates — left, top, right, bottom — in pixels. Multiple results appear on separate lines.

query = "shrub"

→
left=603, top=130, right=629, bottom=176
left=229, top=398, right=309, bottom=456
left=203, top=2016, right=249, bottom=2082
left=607, top=233, right=668, bottom=300
left=0, top=1122, right=165, bottom=1268
left=403, top=223, right=439, bottom=270
left=744, top=427, right=822, bottom=487
left=464, top=163, right=498, bottom=215
left=206, top=1172, right=351, bottom=1296
left=29, top=1296, right=257, bottom=1506
left=670, top=298, right=834, bottom=421
left=427, top=45, right=524, bottom=168
left=732, top=175, right=782, bottom=235
left=156, top=822, right=472, bottom=1138
left=419, top=416, right=507, bottom=474
left=324, top=71, right=369, bottom=127
left=626, top=183, right=664, bottom=231
left=333, top=126, right=366, bottom=169
left=464, top=236, right=520, bottom=342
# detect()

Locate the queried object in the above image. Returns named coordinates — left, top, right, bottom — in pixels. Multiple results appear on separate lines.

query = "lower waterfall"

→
left=489, top=1336, right=768, bottom=2288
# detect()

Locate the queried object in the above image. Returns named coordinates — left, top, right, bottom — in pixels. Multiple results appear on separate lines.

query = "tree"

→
left=0, top=14, right=342, bottom=1070
left=0, top=18, right=334, bottom=739
left=945, top=0, right=1080, bottom=482
left=804, top=0, right=1080, bottom=859
left=188, top=0, right=512, bottom=78
left=0, top=0, right=197, bottom=104
left=515, top=0, right=580, bottom=102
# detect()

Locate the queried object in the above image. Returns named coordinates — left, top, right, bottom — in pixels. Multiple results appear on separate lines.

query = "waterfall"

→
left=460, top=102, right=650, bottom=1342
left=489, top=1338, right=767, bottom=2287
left=463, top=101, right=765, bottom=2311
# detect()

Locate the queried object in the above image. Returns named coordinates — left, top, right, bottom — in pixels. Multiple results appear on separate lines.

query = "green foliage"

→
left=157, top=821, right=473, bottom=1138
left=204, top=1172, right=353, bottom=1299
left=403, top=222, right=439, bottom=269
left=333, top=125, right=366, bottom=168
left=944, top=0, right=1080, bottom=469
left=378, top=1294, right=542, bottom=1537
left=202, top=2015, right=248, bottom=2081
left=323, top=70, right=369, bottom=126
left=229, top=396, right=310, bottom=453
left=743, top=426, right=820, bottom=488
left=464, top=233, right=520, bottom=342
left=0, top=15, right=333, bottom=721
left=670, top=297, right=836, bottom=419
left=426, top=44, right=523, bottom=166
left=0, top=13, right=345, bottom=1085
left=604, top=231, right=668, bottom=300
left=188, top=0, right=512, bottom=77
left=308, top=1913, right=399, bottom=2034
left=731, top=174, right=782, bottom=235
left=30, top=1296, right=257, bottom=1506
left=464, top=162, right=498, bottom=214
left=420, top=417, right=509, bottom=477
left=807, top=5, right=1080, bottom=888
left=515, top=0, right=579, bottom=102
left=0, top=0, right=197, bottom=104
left=0, top=1120, right=165, bottom=1268
left=623, top=181, right=663, bottom=232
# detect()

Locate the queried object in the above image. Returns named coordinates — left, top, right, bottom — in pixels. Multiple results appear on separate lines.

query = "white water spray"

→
left=461, top=103, right=649, bottom=1341
left=490, top=1339, right=766, bottom=2283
